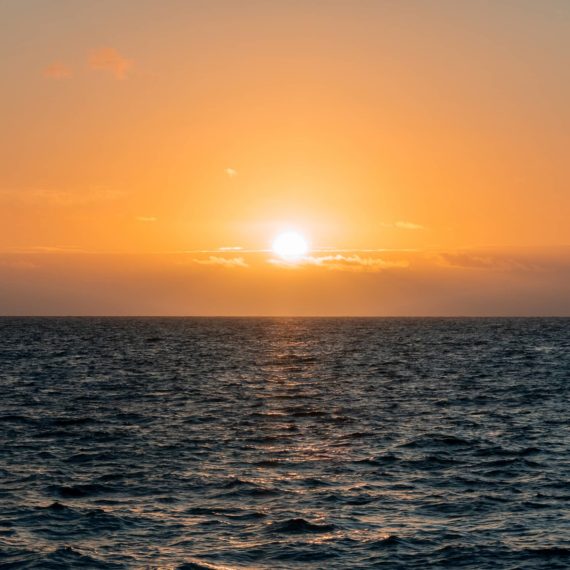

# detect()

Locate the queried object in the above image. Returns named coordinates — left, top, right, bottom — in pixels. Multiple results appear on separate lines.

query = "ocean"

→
left=1, top=317, right=569, bottom=569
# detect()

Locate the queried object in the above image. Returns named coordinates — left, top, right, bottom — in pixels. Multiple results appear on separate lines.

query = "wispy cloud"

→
left=0, top=246, right=86, bottom=254
left=225, top=168, right=237, bottom=178
left=395, top=221, right=424, bottom=230
left=381, top=221, right=424, bottom=231
left=269, top=254, right=409, bottom=272
left=0, top=187, right=124, bottom=206
left=135, top=216, right=157, bottom=223
left=194, top=256, right=249, bottom=268
left=89, top=48, right=132, bottom=79
left=42, top=62, right=72, bottom=79
left=437, top=252, right=540, bottom=271
left=219, top=246, right=243, bottom=251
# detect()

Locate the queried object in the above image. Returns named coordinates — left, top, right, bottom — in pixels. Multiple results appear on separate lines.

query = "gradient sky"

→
left=1, top=0, right=569, bottom=315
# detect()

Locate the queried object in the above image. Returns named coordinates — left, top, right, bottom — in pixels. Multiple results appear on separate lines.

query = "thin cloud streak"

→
left=0, top=246, right=86, bottom=254
left=380, top=221, right=425, bottom=230
left=184, top=247, right=416, bottom=254
left=395, top=221, right=424, bottom=230
left=0, top=187, right=124, bottom=206
left=437, top=252, right=541, bottom=271
left=269, top=254, right=409, bottom=272
left=193, top=256, right=249, bottom=268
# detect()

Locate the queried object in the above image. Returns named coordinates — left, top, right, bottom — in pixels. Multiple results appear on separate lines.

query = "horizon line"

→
left=1, top=315, right=569, bottom=319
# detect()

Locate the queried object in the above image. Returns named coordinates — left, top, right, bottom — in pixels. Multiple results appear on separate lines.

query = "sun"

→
left=272, top=231, right=309, bottom=260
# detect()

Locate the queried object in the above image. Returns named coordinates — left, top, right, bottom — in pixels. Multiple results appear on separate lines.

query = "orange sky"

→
left=1, top=1, right=569, bottom=315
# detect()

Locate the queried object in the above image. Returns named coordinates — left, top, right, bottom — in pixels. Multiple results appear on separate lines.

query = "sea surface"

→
left=1, top=318, right=569, bottom=569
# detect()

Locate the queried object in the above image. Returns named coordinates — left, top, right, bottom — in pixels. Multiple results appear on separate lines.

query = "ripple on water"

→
left=1, top=317, right=569, bottom=568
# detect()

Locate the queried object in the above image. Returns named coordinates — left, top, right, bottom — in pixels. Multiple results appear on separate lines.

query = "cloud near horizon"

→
left=193, top=256, right=249, bottom=268
left=437, top=251, right=544, bottom=272
left=0, top=247, right=568, bottom=315
left=269, top=254, right=409, bottom=272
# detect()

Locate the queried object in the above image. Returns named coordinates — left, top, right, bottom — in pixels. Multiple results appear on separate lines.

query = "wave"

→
left=268, top=518, right=336, bottom=534
left=2, top=317, right=569, bottom=568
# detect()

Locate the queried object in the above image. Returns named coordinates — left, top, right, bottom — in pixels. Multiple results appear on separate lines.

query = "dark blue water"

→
left=1, top=318, right=569, bottom=569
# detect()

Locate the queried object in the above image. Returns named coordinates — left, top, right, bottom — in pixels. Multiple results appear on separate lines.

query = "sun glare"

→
left=272, top=231, right=309, bottom=260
